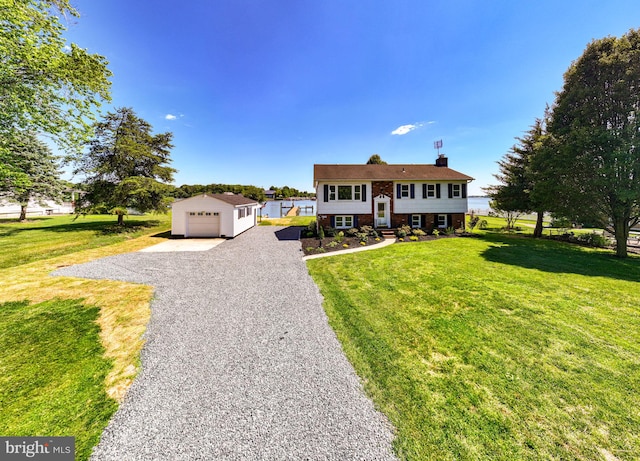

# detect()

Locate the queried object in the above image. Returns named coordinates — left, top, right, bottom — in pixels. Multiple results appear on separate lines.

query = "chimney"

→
left=435, top=154, right=448, bottom=167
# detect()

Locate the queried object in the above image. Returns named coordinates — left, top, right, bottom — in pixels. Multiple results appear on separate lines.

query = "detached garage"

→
left=171, top=193, right=260, bottom=238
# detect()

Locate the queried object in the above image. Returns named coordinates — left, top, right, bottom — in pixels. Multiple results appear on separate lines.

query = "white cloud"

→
left=391, top=121, right=435, bottom=135
left=165, top=114, right=177, bottom=120
left=391, top=124, right=416, bottom=135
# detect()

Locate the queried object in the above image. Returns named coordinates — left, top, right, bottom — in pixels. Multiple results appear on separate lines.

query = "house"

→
left=171, top=193, right=260, bottom=238
left=314, top=155, right=474, bottom=231
left=264, top=189, right=276, bottom=199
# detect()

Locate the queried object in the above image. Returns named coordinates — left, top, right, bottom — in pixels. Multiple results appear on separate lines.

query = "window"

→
left=452, top=184, right=461, bottom=198
left=338, top=185, right=352, bottom=200
left=325, top=184, right=364, bottom=201
left=412, top=215, right=421, bottom=228
left=437, top=214, right=447, bottom=228
left=239, top=208, right=246, bottom=218
left=400, top=184, right=409, bottom=198
left=427, top=184, right=436, bottom=198
left=247, top=207, right=252, bottom=216
left=335, top=215, right=353, bottom=229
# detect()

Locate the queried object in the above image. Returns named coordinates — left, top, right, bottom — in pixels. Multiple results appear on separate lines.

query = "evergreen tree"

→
left=75, top=107, right=175, bottom=224
left=0, top=131, right=63, bottom=221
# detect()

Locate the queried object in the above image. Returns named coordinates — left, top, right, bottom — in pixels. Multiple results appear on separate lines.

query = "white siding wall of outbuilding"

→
left=171, top=194, right=259, bottom=238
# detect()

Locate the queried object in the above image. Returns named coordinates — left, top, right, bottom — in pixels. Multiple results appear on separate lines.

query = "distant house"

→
left=171, top=193, right=260, bottom=238
left=264, top=189, right=276, bottom=199
left=314, top=155, right=474, bottom=230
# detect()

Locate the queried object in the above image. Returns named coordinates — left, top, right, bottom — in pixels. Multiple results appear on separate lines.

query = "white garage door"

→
left=186, top=212, right=220, bottom=237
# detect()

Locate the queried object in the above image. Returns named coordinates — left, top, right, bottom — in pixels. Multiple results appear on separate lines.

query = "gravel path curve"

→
left=53, top=226, right=397, bottom=460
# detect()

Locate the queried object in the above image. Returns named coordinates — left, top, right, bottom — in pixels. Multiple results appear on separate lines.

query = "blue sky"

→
left=63, top=0, right=640, bottom=195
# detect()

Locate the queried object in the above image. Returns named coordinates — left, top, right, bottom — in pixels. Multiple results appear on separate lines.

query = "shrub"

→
left=334, top=231, right=344, bottom=243
left=432, top=229, right=440, bottom=237
left=327, top=241, right=338, bottom=248
left=396, top=225, right=411, bottom=238
left=444, top=226, right=455, bottom=235
left=409, top=235, right=419, bottom=241
left=324, top=226, right=337, bottom=237
left=305, top=247, right=316, bottom=252
left=411, top=228, right=426, bottom=236
left=577, top=232, right=609, bottom=248
left=306, top=219, right=317, bottom=237
left=346, top=227, right=359, bottom=237
left=550, top=216, right=572, bottom=228
left=315, top=247, right=326, bottom=253
left=318, top=225, right=325, bottom=240
left=478, top=219, right=488, bottom=230
left=356, top=232, right=369, bottom=243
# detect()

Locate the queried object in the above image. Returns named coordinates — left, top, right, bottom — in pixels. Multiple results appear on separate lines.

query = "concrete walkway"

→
left=53, top=226, right=397, bottom=461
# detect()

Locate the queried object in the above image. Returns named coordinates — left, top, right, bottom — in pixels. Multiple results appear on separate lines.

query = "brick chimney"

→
left=435, top=154, right=448, bottom=167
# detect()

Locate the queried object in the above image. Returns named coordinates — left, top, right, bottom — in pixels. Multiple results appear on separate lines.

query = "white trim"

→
left=373, top=195, right=391, bottom=228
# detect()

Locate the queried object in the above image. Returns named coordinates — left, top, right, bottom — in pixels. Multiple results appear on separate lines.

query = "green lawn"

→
left=0, top=214, right=171, bottom=269
left=307, top=234, right=640, bottom=460
left=0, top=299, right=117, bottom=461
left=0, top=214, right=170, bottom=461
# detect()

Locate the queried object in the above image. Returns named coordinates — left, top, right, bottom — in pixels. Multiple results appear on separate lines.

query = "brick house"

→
left=313, top=155, right=474, bottom=231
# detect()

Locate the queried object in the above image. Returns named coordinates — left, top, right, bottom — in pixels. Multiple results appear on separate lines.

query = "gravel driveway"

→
left=54, top=226, right=397, bottom=460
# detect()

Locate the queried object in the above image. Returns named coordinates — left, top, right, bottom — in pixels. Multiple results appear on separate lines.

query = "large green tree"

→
left=0, top=0, right=111, bottom=153
left=75, top=107, right=176, bottom=225
left=0, top=131, right=63, bottom=221
left=366, top=154, right=387, bottom=164
left=487, top=117, right=548, bottom=237
left=545, top=29, right=640, bottom=257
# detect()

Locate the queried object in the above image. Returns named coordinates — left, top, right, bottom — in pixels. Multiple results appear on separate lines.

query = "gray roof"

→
left=176, top=193, right=258, bottom=207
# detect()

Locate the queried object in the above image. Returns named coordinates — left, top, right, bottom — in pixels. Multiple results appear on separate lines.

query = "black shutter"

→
left=462, top=183, right=467, bottom=198
left=410, top=184, right=415, bottom=199
left=422, top=184, right=427, bottom=199
left=447, top=214, right=453, bottom=228
left=354, top=215, right=359, bottom=227
left=324, top=184, right=329, bottom=202
left=330, top=216, right=335, bottom=227
left=396, top=183, right=402, bottom=199
left=362, top=184, right=367, bottom=202
left=421, top=215, right=425, bottom=228
left=436, top=184, right=441, bottom=198
left=448, top=183, right=453, bottom=199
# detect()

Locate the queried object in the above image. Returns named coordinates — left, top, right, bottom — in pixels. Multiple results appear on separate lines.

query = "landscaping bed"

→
left=300, top=223, right=474, bottom=256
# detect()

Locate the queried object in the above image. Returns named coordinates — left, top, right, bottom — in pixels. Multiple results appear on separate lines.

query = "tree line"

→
left=488, top=29, right=640, bottom=258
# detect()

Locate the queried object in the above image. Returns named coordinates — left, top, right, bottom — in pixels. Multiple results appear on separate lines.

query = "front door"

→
left=375, top=200, right=389, bottom=228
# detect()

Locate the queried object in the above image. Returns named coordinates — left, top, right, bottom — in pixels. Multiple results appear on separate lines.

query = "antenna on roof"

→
left=434, top=139, right=443, bottom=155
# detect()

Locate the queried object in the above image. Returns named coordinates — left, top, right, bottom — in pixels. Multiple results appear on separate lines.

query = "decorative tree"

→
left=75, top=108, right=176, bottom=225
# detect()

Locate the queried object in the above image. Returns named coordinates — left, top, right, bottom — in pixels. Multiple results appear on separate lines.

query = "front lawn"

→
left=307, top=234, right=640, bottom=460
left=0, top=214, right=170, bottom=461
left=0, top=300, right=116, bottom=461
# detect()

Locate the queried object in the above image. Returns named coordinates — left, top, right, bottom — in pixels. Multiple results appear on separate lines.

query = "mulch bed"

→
left=300, top=233, right=473, bottom=256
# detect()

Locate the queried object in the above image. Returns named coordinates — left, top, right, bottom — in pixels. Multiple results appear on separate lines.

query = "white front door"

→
left=374, top=198, right=390, bottom=228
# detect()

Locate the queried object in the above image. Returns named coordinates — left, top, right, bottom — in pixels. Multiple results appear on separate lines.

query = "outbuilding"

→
left=171, top=193, right=260, bottom=238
